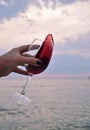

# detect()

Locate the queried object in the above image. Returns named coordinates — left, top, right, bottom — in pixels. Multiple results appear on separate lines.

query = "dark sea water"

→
left=0, top=78, right=90, bottom=130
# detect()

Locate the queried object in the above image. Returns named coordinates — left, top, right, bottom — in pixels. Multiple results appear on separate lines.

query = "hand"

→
left=0, top=45, right=42, bottom=77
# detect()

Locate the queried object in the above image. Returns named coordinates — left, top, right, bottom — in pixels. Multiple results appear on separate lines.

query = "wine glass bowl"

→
left=26, top=34, right=54, bottom=75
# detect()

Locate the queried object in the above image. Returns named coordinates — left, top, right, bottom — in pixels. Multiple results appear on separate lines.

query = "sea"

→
left=0, top=77, right=90, bottom=130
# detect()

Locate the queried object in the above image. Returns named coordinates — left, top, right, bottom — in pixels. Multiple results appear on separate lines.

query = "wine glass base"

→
left=12, top=92, right=31, bottom=106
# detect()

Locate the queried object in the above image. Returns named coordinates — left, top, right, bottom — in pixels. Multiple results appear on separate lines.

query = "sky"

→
left=0, top=0, right=90, bottom=78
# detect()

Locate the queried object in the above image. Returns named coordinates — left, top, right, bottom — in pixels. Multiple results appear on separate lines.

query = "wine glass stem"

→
left=21, top=76, right=32, bottom=95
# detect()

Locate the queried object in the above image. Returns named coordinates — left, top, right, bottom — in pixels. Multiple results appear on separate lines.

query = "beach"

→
left=0, top=77, right=90, bottom=130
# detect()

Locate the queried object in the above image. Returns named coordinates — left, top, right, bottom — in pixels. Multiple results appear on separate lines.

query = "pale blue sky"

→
left=0, top=0, right=90, bottom=77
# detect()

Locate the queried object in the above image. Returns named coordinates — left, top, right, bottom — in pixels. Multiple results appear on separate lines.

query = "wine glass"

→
left=12, top=34, right=54, bottom=106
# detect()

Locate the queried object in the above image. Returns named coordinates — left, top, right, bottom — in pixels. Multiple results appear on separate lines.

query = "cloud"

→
left=54, top=32, right=90, bottom=57
left=0, top=0, right=8, bottom=6
left=0, top=0, right=90, bottom=54
left=24, top=0, right=90, bottom=41
left=0, top=0, right=30, bottom=21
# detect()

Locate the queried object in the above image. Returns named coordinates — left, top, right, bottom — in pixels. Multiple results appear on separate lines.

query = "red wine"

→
left=26, top=34, right=54, bottom=75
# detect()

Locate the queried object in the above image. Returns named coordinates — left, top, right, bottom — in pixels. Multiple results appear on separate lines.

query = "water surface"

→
left=0, top=78, right=90, bottom=130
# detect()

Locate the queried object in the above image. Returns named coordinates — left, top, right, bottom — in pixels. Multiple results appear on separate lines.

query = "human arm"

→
left=0, top=45, right=42, bottom=77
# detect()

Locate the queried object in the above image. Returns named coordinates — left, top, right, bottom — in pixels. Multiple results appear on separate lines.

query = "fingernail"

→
left=36, top=60, right=43, bottom=65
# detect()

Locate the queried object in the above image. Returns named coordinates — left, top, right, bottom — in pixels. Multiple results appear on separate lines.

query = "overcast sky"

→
left=0, top=0, right=90, bottom=77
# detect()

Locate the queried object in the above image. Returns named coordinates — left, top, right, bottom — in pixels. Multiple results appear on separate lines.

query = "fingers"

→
left=18, top=44, right=40, bottom=54
left=18, top=45, right=30, bottom=54
left=19, top=56, right=42, bottom=66
left=22, top=53, right=33, bottom=57
left=13, top=67, right=28, bottom=75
